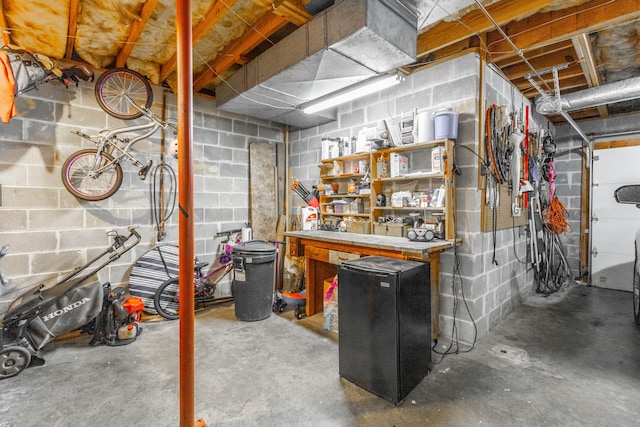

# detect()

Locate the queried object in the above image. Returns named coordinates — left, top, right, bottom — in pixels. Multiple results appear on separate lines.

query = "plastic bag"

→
left=323, top=276, right=338, bottom=332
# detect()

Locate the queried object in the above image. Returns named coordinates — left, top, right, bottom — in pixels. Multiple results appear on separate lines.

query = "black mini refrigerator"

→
left=338, top=256, right=431, bottom=404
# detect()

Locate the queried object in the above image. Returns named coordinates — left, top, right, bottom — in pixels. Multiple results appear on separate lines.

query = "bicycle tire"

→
left=61, top=149, right=123, bottom=201
left=95, top=69, right=153, bottom=120
left=634, top=248, right=640, bottom=326
left=154, top=277, right=180, bottom=320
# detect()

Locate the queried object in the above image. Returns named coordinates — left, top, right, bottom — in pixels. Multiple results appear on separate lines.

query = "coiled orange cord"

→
left=544, top=197, right=570, bottom=234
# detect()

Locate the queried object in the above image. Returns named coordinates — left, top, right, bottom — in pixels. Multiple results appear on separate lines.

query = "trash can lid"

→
left=232, top=240, right=277, bottom=255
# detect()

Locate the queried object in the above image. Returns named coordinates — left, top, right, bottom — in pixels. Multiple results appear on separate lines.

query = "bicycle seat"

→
left=194, top=261, right=209, bottom=272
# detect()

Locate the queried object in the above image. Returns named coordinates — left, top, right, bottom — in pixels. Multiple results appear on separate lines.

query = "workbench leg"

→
left=304, top=254, right=316, bottom=317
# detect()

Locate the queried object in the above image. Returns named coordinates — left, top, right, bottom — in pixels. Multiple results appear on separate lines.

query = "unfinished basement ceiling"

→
left=1, top=0, right=640, bottom=127
left=215, top=0, right=417, bottom=127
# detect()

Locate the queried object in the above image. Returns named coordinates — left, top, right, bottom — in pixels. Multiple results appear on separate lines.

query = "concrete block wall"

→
left=289, top=53, right=551, bottom=344
left=0, top=76, right=283, bottom=311
left=437, top=61, right=543, bottom=343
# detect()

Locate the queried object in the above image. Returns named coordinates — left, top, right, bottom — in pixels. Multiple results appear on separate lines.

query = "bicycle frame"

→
left=153, top=230, right=241, bottom=319
left=74, top=95, right=176, bottom=176
left=194, top=260, right=233, bottom=294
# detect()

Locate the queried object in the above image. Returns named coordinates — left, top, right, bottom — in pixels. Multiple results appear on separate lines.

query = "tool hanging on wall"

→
left=485, top=104, right=513, bottom=185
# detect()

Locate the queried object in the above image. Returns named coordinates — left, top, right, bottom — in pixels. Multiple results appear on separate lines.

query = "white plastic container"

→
left=301, top=206, right=318, bottom=230
left=433, top=109, right=459, bottom=140
left=416, top=111, right=434, bottom=143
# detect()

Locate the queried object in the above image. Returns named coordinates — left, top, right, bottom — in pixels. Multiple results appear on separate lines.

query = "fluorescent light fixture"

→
left=301, top=72, right=404, bottom=115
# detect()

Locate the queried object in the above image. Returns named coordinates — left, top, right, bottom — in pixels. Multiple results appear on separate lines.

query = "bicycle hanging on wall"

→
left=61, top=69, right=177, bottom=201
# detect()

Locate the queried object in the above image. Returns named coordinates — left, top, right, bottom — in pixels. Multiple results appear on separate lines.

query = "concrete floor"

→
left=2, top=283, right=640, bottom=427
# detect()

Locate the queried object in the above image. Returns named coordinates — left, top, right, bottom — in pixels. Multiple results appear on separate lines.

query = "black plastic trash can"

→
left=232, top=240, right=277, bottom=321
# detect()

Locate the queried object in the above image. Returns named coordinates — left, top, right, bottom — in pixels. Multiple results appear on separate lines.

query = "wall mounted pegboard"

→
left=480, top=103, right=530, bottom=232
left=481, top=183, right=527, bottom=232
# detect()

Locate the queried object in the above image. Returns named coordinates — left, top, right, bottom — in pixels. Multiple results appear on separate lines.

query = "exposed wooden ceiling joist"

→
left=160, top=0, right=238, bottom=82
left=65, top=0, right=80, bottom=59
left=114, top=0, right=158, bottom=68
left=416, top=0, right=560, bottom=57
left=494, top=40, right=575, bottom=69
left=521, top=74, right=588, bottom=98
left=193, top=11, right=288, bottom=92
left=0, top=0, right=9, bottom=45
left=252, top=0, right=312, bottom=26
left=573, top=33, right=609, bottom=117
left=501, top=46, right=577, bottom=80
left=516, top=62, right=585, bottom=88
left=486, top=0, right=640, bottom=62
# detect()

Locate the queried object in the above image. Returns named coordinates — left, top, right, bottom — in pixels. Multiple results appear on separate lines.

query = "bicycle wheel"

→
left=634, top=249, right=640, bottom=326
left=61, top=149, right=123, bottom=201
left=154, top=277, right=180, bottom=320
left=95, top=69, right=153, bottom=120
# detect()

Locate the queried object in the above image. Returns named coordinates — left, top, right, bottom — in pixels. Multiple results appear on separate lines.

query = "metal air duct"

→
left=536, top=76, right=640, bottom=115
left=216, top=0, right=417, bottom=129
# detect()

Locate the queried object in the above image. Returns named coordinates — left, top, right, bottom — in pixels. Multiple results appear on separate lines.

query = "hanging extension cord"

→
left=432, top=243, right=478, bottom=364
left=431, top=151, right=478, bottom=364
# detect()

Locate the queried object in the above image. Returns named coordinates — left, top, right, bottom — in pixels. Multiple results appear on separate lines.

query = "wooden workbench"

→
left=284, top=230, right=454, bottom=338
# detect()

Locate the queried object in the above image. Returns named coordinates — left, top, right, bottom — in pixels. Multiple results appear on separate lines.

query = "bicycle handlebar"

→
left=215, top=229, right=242, bottom=238
left=267, top=240, right=287, bottom=245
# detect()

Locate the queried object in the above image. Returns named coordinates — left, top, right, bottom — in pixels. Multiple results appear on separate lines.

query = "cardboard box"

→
left=346, top=220, right=371, bottom=234
left=321, top=138, right=340, bottom=160
left=373, top=222, right=410, bottom=237
left=390, top=153, right=408, bottom=177
left=318, top=160, right=343, bottom=177
left=373, top=222, right=387, bottom=236
left=431, top=146, right=444, bottom=174
left=387, top=223, right=410, bottom=237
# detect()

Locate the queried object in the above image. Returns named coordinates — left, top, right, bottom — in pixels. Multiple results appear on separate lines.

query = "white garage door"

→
left=591, top=145, right=640, bottom=291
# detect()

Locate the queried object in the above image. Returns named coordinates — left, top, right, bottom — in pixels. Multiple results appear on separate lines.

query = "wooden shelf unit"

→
left=318, top=138, right=456, bottom=242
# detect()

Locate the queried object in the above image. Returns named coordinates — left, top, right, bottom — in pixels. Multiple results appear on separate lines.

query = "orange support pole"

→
left=524, top=105, right=529, bottom=208
left=176, top=1, right=196, bottom=425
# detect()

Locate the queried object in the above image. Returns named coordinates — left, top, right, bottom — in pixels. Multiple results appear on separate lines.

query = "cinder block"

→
left=203, top=114, right=232, bottom=132
left=0, top=164, right=28, bottom=185
left=220, top=163, right=248, bottom=178
left=339, top=108, right=365, bottom=129
left=258, top=126, right=282, bottom=141
left=433, top=75, right=478, bottom=103
left=3, top=187, right=58, bottom=209
left=31, top=249, right=83, bottom=275
left=412, top=59, right=454, bottom=88
left=219, top=133, right=246, bottom=148
left=59, top=228, right=110, bottom=250
left=233, top=120, right=258, bottom=137
left=204, top=145, right=233, bottom=162
left=58, top=103, right=108, bottom=127
left=0, top=209, right=26, bottom=231
left=15, top=96, right=55, bottom=121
